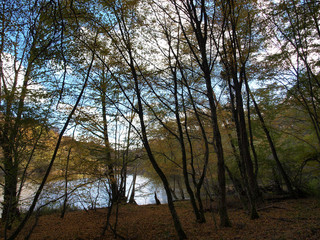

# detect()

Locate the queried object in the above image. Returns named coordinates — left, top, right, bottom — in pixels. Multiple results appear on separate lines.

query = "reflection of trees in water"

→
left=4, top=175, right=175, bottom=214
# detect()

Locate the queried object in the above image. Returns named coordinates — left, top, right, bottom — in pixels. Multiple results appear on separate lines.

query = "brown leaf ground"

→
left=3, top=197, right=320, bottom=239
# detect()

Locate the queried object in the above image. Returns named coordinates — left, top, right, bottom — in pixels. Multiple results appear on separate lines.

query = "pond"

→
left=0, top=175, right=170, bottom=215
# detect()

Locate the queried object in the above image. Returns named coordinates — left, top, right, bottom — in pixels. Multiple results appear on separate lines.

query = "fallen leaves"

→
left=2, top=197, right=320, bottom=240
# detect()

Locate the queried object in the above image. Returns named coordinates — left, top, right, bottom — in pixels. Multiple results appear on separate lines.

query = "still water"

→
left=0, top=175, right=168, bottom=214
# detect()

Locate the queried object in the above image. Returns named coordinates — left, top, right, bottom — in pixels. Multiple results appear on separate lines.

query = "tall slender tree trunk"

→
left=101, top=77, right=118, bottom=203
left=219, top=0, right=260, bottom=219
left=209, top=90, right=231, bottom=227
left=204, top=63, right=231, bottom=226
left=172, top=69, right=205, bottom=223
left=231, top=75, right=260, bottom=219
left=61, top=146, right=72, bottom=219
left=225, top=165, right=248, bottom=210
left=2, top=148, right=19, bottom=230
left=171, top=0, right=231, bottom=227
left=182, top=74, right=209, bottom=223
left=128, top=169, right=137, bottom=204
left=7, top=53, right=95, bottom=240
left=246, top=83, right=296, bottom=197
left=129, top=52, right=187, bottom=239
left=137, top=102, right=187, bottom=239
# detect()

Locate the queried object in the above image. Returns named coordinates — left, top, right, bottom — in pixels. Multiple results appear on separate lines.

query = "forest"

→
left=0, top=0, right=319, bottom=239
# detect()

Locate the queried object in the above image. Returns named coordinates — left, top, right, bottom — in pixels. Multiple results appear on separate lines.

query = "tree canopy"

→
left=0, top=0, right=319, bottom=239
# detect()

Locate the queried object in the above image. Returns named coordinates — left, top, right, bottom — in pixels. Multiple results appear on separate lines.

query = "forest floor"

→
left=3, top=196, right=320, bottom=240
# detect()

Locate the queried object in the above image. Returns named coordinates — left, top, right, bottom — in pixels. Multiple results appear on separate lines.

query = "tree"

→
left=0, top=0, right=99, bottom=237
left=7, top=46, right=96, bottom=240
left=263, top=0, right=320, bottom=146
left=167, top=0, right=231, bottom=227
left=133, top=4, right=210, bottom=222
left=0, top=0, right=61, bottom=228
left=216, top=0, right=262, bottom=219
left=83, top=61, right=119, bottom=203
left=88, top=0, right=188, bottom=238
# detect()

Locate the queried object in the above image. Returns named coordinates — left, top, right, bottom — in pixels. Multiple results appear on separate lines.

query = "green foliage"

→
left=306, top=178, right=320, bottom=197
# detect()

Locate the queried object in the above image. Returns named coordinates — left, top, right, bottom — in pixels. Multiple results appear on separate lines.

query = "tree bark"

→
left=132, top=62, right=187, bottom=240
left=126, top=40, right=187, bottom=238
left=2, top=148, right=19, bottom=230
left=172, top=68, right=205, bottom=223
left=128, top=170, right=137, bottom=204
left=171, top=0, right=231, bottom=227
left=101, top=77, right=118, bottom=203
left=7, top=53, right=95, bottom=240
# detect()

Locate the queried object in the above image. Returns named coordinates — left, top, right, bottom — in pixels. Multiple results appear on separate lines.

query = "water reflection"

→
left=0, top=175, right=168, bottom=215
